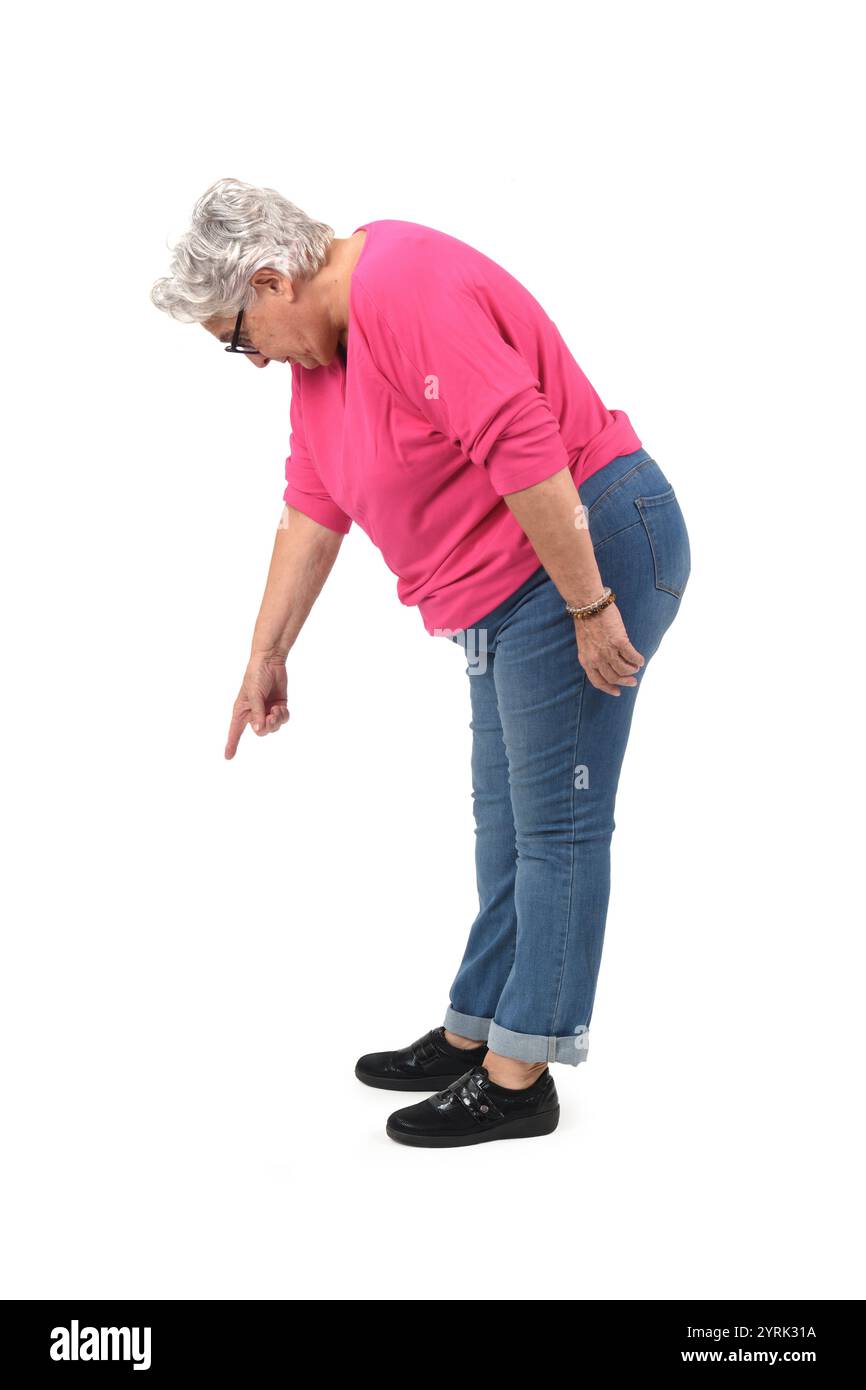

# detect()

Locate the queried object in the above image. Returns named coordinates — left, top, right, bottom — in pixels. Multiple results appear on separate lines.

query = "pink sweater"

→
left=282, top=219, right=642, bottom=634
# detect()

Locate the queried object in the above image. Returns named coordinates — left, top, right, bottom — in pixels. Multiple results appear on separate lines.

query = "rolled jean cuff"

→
left=487, top=1021, right=591, bottom=1068
left=442, top=1006, right=493, bottom=1040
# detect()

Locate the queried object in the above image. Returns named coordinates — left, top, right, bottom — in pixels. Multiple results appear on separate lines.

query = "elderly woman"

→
left=151, top=178, right=691, bottom=1150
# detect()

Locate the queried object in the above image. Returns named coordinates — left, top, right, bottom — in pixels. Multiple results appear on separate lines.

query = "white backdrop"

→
left=1, top=0, right=863, bottom=1301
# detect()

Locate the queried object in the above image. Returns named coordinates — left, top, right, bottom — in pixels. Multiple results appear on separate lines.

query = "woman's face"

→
left=203, top=268, right=336, bottom=369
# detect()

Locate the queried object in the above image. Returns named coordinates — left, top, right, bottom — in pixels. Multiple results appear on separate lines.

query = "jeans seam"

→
left=488, top=664, right=523, bottom=1040
left=549, top=660, right=585, bottom=1037
left=592, top=518, right=644, bottom=555
left=586, top=458, right=656, bottom=515
left=493, top=921, right=519, bottom=1028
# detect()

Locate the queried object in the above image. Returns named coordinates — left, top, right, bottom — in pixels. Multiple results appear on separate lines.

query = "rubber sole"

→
left=386, top=1106, right=561, bottom=1147
left=355, top=1066, right=473, bottom=1092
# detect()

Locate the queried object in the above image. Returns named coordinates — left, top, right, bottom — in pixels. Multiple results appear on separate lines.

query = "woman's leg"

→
left=484, top=455, right=691, bottom=1073
left=442, top=643, right=519, bottom=1045
left=440, top=566, right=553, bottom=1047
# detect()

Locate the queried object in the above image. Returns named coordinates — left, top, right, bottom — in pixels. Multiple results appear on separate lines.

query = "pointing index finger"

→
left=225, top=710, right=248, bottom=759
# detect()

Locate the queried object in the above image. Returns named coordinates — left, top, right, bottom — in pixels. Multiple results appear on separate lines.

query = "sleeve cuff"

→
left=484, top=428, right=573, bottom=496
left=282, top=484, right=353, bottom=534
left=471, top=387, right=574, bottom=496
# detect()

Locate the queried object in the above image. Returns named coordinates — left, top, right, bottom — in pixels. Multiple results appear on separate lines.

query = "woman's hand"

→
left=574, top=604, right=645, bottom=697
left=225, top=653, right=290, bottom=759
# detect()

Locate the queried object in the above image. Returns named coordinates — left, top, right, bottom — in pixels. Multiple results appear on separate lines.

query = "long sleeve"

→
left=353, top=277, right=573, bottom=497
left=282, top=364, right=353, bottom=534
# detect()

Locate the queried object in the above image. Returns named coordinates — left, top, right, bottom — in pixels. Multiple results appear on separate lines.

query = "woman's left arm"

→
left=503, top=466, right=645, bottom=698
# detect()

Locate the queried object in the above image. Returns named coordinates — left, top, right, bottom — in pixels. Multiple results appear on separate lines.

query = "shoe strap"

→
left=410, top=1030, right=447, bottom=1067
left=429, top=1067, right=506, bottom=1123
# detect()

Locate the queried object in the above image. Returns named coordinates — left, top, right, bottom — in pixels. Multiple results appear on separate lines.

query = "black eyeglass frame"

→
left=224, top=307, right=259, bottom=354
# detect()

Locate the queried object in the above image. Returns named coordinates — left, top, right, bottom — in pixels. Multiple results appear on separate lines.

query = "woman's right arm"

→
left=224, top=505, right=346, bottom=759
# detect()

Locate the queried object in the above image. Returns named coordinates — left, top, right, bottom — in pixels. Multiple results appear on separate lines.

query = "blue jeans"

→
left=443, top=448, right=691, bottom=1066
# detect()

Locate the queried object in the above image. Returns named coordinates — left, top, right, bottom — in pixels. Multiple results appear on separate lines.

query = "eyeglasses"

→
left=224, top=307, right=259, bottom=354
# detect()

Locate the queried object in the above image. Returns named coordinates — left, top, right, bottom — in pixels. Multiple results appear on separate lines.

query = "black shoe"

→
left=355, top=1025, right=489, bottom=1091
left=385, top=1063, right=560, bottom=1147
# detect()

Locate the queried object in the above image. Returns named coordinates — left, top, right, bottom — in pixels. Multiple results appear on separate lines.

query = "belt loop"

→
left=547, top=1036, right=556, bottom=1063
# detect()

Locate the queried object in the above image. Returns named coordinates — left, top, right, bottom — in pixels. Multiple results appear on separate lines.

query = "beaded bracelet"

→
left=565, top=586, right=616, bottom=620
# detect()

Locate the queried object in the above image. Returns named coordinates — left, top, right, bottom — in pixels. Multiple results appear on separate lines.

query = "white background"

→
left=1, top=0, right=863, bottom=1301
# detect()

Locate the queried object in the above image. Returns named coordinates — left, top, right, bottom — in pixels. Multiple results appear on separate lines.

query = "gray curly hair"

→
left=150, top=177, right=335, bottom=324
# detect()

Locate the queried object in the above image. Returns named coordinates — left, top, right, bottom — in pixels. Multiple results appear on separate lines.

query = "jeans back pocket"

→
left=634, top=487, right=691, bottom=598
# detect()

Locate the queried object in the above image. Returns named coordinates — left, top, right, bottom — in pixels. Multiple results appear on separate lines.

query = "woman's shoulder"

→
left=355, top=219, right=548, bottom=330
left=359, top=218, right=488, bottom=289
